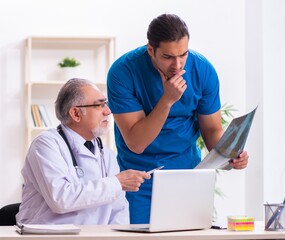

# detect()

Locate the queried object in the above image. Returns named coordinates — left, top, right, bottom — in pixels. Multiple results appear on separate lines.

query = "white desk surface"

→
left=1, top=222, right=285, bottom=240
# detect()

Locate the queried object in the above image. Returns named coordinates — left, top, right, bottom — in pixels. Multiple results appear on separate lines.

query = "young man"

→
left=16, top=78, right=150, bottom=224
left=107, top=14, right=249, bottom=224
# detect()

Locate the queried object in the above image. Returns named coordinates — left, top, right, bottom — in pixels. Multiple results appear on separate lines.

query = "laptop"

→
left=113, top=169, right=216, bottom=233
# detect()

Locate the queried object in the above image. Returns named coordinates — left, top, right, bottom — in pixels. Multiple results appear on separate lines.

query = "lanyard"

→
left=57, top=125, right=106, bottom=178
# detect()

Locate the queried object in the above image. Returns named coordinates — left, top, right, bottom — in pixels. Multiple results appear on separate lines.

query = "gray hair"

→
left=55, top=78, right=93, bottom=124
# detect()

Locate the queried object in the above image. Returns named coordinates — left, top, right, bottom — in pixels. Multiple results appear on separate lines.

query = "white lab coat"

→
left=16, top=125, right=129, bottom=224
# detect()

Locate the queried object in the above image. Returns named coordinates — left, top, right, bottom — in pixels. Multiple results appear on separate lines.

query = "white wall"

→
left=244, top=0, right=285, bottom=221
left=0, top=0, right=284, bottom=224
left=244, top=0, right=264, bottom=221
left=262, top=0, right=285, bottom=203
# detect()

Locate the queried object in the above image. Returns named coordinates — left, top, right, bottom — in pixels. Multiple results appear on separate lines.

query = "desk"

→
left=1, top=222, right=285, bottom=240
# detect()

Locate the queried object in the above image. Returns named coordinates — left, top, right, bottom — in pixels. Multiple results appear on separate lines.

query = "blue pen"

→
left=265, top=198, right=285, bottom=229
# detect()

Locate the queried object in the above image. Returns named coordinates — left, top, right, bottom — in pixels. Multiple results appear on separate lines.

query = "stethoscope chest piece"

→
left=75, top=166, right=84, bottom=177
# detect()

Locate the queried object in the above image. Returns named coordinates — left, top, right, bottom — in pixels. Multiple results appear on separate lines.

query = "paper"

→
left=14, top=223, right=81, bottom=235
left=195, top=106, right=257, bottom=170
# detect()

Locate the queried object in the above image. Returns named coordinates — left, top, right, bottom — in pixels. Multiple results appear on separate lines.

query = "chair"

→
left=0, top=203, right=21, bottom=226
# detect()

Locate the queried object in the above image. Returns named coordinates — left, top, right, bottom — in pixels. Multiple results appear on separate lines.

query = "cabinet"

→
left=24, top=36, right=116, bottom=153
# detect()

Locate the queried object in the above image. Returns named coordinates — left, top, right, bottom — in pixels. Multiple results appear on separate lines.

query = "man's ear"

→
left=69, top=107, right=81, bottom=122
left=147, top=43, right=154, bottom=57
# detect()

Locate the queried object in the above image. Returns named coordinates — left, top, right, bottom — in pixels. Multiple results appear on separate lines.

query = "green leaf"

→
left=58, top=57, right=80, bottom=68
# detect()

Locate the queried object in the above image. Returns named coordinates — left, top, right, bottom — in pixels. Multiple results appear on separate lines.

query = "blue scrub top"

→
left=107, top=45, right=220, bottom=173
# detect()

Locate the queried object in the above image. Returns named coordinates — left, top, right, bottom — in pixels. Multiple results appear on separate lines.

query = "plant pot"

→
left=60, top=67, right=79, bottom=81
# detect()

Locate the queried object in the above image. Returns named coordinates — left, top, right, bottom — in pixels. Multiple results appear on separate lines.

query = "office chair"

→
left=0, top=203, right=21, bottom=226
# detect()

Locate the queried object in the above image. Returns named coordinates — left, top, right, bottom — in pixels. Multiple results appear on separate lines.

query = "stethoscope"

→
left=57, top=125, right=106, bottom=178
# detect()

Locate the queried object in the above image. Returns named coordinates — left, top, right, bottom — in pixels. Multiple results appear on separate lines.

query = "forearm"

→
left=203, top=129, right=224, bottom=151
left=120, top=96, right=172, bottom=154
left=198, top=111, right=224, bottom=151
left=42, top=176, right=123, bottom=214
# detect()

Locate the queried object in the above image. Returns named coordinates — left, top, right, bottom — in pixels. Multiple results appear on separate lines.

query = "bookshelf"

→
left=24, top=36, right=116, bottom=154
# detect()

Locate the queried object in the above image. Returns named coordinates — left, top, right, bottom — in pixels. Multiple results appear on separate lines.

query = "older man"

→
left=16, top=78, right=149, bottom=224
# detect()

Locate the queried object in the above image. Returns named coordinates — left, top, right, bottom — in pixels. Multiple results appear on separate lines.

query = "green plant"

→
left=58, top=57, right=80, bottom=68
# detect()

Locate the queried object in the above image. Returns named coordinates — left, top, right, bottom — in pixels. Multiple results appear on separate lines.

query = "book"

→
left=38, top=104, right=53, bottom=127
left=14, top=223, right=81, bottom=235
left=31, top=105, right=40, bottom=127
left=30, top=107, right=36, bottom=127
left=195, top=106, right=257, bottom=170
left=31, top=104, right=44, bottom=127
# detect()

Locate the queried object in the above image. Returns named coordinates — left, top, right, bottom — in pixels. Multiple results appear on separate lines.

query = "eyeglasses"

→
left=75, top=99, right=108, bottom=109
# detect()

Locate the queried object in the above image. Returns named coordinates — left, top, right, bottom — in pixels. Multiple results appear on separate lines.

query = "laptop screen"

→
left=149, top=169, right=216, bottom=232
left=112, top=169, right=216, bottom=233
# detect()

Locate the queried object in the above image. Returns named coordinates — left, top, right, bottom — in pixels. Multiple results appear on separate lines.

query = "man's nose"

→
left=172, top=57, right=182, bottom=69
left=104, top=104, right=112, bottom=115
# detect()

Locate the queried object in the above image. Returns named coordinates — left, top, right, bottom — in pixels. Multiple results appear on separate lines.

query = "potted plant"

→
left=58, top=57, right=80, bottom=68
left=58, top=57, right=80, bottom=81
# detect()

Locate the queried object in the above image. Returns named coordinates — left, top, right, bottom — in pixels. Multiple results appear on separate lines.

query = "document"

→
left=195, top=106, right=257, bottom=170
left=14, top=223, right=81, bottom=235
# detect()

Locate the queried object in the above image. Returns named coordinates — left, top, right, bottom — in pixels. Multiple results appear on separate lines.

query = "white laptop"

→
left=113, top=169, right=216, bottom=233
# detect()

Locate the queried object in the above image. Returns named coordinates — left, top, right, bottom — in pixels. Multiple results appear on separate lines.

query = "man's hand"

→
left=157, top=69, right=187, bottom=105
left=116, top=170, right=150, bottom=192
left=230, top=151, right=249, bottom=169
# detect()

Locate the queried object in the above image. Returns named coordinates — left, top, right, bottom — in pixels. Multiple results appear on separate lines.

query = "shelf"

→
left=28, top=36, right=115, bottom=50
left=24, top=36, right=116, bottom=153
left=28, top=81, right=107, bottom=87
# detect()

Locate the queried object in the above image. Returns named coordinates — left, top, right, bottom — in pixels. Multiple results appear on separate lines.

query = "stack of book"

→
left=31, top=104, right=53, bottom=127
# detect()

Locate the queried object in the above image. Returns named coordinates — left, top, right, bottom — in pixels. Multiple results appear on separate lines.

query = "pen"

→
left=265, top=197, right=285, bottom=229
left=147, top=166, right=164, bottom=175
left=211, top=225, right=226, bottom=230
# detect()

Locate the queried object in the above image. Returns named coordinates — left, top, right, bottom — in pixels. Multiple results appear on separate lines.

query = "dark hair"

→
left=55, top=78, right=92, bottom=124
left=147, top=14, right=189, bottom=51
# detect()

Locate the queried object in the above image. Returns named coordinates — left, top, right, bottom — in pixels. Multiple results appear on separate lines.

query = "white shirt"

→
left=16, top=125, right=129, bottom=224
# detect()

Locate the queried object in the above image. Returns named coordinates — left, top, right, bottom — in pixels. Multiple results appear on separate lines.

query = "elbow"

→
left=132, top=148, right=145, bottom=154
left=49, top=202, right=70, bottom=214
left=126, top=143, right=146, bottom=154
left=47, top=197, right=74, bottom=214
